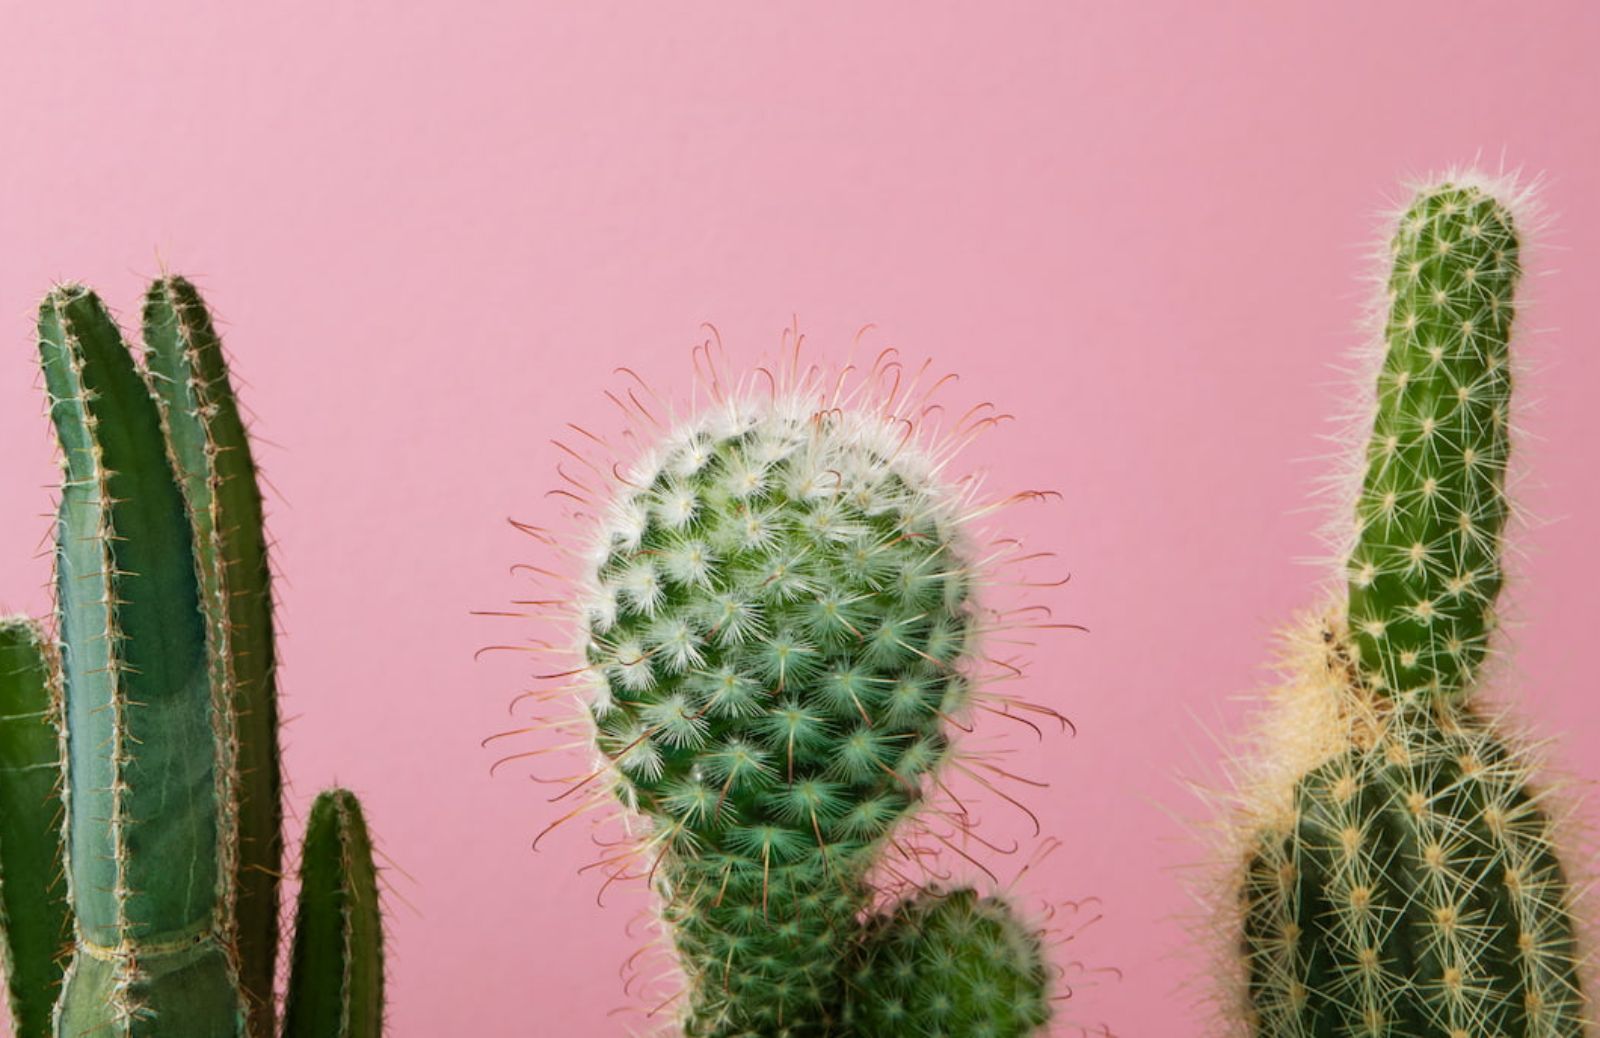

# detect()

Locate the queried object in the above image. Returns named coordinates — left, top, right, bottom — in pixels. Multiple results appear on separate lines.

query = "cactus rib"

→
left=142, top=275, right=283, bottom=1037
left=39, top=285, right=244, bottom=1035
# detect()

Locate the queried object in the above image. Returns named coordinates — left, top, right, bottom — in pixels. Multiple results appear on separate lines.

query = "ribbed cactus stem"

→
left=1242, top=695, right=1584, bottom=1037
left=1347, top=184, right=1517, bottom=701
left=0, top=617, right=67, bottom=1038
left=40, top=286, right=245, bottom=1035
left=142, top=275, right=283, bottom=1037
left=283, top=790, right=385, bottom=1038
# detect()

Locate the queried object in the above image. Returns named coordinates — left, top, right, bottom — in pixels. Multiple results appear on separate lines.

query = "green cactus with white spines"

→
left=1231, top=178, right=1588, bottom=1038
left=563, top=380, right=1056, bottom=1037
left=0, top=279, right=384, bottom=1037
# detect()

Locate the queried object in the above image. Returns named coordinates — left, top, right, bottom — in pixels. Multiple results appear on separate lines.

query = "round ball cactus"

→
left=578, top=395, right=979, bottom=1036
left=502, top=341, right=1070, bottom=1038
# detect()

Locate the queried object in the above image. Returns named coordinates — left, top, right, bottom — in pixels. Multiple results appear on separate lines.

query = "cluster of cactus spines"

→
left=0, top=278, right=384, bottom=1037
left=846, top=887, right=1053, bottom=1038
left=533, top=349, right=1059, bottom=1038
left=0, top=618, right=67, bottom=1038
left=1232, top=177, right=1588, bottom=1038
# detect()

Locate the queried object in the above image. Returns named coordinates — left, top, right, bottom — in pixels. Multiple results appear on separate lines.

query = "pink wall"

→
left=2, top=4, right=1597, bottom=1035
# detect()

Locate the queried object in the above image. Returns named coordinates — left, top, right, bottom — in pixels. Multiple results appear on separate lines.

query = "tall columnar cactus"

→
left=538, top=362, right=1058, bottom=1037
left=1230, top=178, right=1588, bottom=1037
left=0, top=279, right=385, bottom=1037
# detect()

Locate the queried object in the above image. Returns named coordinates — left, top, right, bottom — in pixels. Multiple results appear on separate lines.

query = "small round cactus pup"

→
left=847, top=887, right=1054, bottom=1038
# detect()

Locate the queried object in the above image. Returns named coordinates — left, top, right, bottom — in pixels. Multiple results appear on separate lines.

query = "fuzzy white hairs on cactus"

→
left=574, top=390, right=972, bottom=719
left=490, top=323, right=1088, bottom=1036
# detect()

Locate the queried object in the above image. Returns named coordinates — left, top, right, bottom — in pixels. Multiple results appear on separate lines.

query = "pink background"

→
left=2, top=4, right=1597, bottom=1035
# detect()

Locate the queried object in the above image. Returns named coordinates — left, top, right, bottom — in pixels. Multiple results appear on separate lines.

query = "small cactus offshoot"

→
left=1223, top=176, right=1588, bottom=1037
left=0, top=279, right=385, bottom=1037
left=502, top=339, right=1069, bottom=1037
left=847, top=887, right=1054, bottom=1038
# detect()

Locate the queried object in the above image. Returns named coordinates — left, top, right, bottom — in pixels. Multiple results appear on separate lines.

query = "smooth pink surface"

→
left=3, top=5, right=1598, bottom=1035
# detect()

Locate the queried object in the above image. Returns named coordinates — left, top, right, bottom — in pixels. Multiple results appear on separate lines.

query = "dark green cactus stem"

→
left=142, top=275, right=283, bottom=1036
left=283, top=789, right=385, bottom=1038
left=1238, top=181, right=1586, bottom=1038
left=0, top=618, right=68, bottom=1038
left=847, top=888, right=1053, bottom=1038
left=1346, top=185, right=1517, bottom=701
left=40, top=286, right=245, bottom=1035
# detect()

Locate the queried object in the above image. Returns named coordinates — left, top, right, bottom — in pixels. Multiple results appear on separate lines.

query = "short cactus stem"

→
left=283, top=789, right=385, bottom=1038
left=0, top=617, right=68, bottom=1038
left=1227, top=177, right=1587, bottom=1038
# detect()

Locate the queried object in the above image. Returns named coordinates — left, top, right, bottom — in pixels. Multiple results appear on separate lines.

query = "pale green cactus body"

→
left=1233, top=179, right=1586, bottom=1038
left=563, top=378, right=1056, bottom=1038
left=39, top=285, right=238, bottom=1035
left=0, top=279, right=385, bottom=1037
